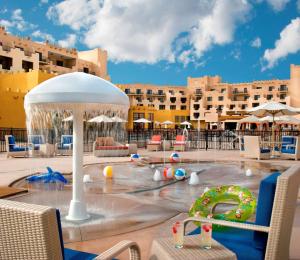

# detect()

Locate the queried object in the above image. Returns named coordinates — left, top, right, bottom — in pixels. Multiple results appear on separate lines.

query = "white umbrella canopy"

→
left=161, top=120, right=174, bottom=125
left=88, top=115, right=114, bottom=123
left=134, top=118, right=151, bottom=123
left=248, top=101, right=299, bottom=117
left=62, top=115, right=73, bottom=122
left=180, top=121, right=192, bottom=126
left=154, top=121, right=161, bottom=125
left=238, top=115, right=263, bottom=123
left=111, top=116, right=127, bottom=123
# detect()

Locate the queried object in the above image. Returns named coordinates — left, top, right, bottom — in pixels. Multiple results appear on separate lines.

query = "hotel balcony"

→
left=146, top=92, right=166, bottom=97
left=127, top=91, right=144, bottom=96
left=278, top=86, right=288, bottom=92
left=232, top=89, right=247, bottom=95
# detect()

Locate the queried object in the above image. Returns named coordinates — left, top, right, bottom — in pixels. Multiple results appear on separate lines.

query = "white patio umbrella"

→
left=111, top=116, right=127, bottom=123
left=88, top=115, right=114, bottom=123
left=261, top=115, right=300, bottom=125
left=180, top=121, right=192, bottom=126
left=134, top=118, right=151, bottom=123
left=238, top=115, right=265, bottom=130
left=154, top=121, right=161, bottom=125
left=248, top=102, right=300, bottom=151
left=161, top=120, right=174, bottom=125
left=62, top=115, right=73, bottom=122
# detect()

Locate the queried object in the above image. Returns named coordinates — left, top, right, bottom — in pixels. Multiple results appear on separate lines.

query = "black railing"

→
left=1, top=128, right=299, bottom=152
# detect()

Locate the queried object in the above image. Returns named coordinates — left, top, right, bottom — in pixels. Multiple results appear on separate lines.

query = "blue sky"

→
left=1, top=0, right=300, bottom=85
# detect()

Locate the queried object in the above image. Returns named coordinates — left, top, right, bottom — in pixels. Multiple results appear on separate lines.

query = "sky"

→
left=0, top=0, right=300, bottom=86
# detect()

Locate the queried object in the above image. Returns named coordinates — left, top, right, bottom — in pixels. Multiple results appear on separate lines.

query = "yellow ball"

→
left=103, top=166, right=113, bottom=178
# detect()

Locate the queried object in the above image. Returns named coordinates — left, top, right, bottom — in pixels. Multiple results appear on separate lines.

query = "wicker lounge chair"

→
left=0, top=199, right=141, bottom=260
left=147, top=135, right=162, bottom=151
left=243, top=135, right=270, bottom=160
left=281, top=136, right=300, bottom=160
left=5, top=135, right=29, bottom=158
left=93, top=137, right=131, bottom=157
left=184, top=165, right=300, bottom=260
left=173, top=135, right=188, bottom=151
left=55, top=135, right=73, bottom=156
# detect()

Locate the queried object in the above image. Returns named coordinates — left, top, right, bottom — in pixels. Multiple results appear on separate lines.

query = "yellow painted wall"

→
left=0, top=70, right=56, bottom=128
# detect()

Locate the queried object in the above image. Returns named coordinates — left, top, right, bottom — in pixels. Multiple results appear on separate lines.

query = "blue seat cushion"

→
left=30, top=135, right=44, bottom=145
left=8, top=136, right=15, bottom=145
left=62, top=136, right=73, bottom=144
left=62, top=143, right=72, bottom=149
left=189, top=227, right=264, bottom=260
left=260, top=148, right=270, bottom=153
left=64, top=248, right=98, bottom=260
left=281, top=147, right=295, bottom=154
left=10, top=146, right=28, bottom=152
left=254, top=172, right=280, bottom=249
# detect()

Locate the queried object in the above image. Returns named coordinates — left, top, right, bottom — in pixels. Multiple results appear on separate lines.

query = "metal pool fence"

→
left=0, top=128, right=299, bottom=153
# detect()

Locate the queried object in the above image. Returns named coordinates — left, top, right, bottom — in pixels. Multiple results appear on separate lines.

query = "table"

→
left=149, top=235, right=237, bottom=260
left=39, top=143, right=55, bottom=157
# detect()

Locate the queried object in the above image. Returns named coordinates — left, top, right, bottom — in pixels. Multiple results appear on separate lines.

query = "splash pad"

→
left=24, top=72, right=129, bottom=221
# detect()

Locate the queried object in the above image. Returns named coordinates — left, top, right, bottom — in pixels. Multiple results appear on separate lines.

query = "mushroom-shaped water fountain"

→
left=24, top=72, right=129, bottom=221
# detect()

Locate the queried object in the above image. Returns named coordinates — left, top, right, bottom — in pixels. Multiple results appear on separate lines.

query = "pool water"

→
left=11, top=160, right=286, bottom=242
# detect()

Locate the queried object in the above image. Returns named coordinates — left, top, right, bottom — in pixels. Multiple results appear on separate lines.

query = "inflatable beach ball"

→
left=103, top=166, right=113, bottom=178
left=175, top=168, right=186, bottom=180
left=130, top=154, right=140, bottom=162
left=163, top=167, right=175, bottom=180
left=170, top=152, right=180, bottom=163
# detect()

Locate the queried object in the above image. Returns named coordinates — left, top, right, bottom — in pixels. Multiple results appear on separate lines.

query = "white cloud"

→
left=297, top=0, right=300, bottom=11
left=190, top=0, right=250, bottom=58
left=40, top=0, right=48, bottom=4
left=262, top=18, right=300, bottom=70
left=0, top=9, right=36, bottom=31
left=47, top=0, right=251, bottom=64
left=265, top=0, right=290, bottom=11
left=250, top=37, right=261, bottom=48
left=32, top=30, right=55, bottom=42
left=47, top=0, right=101, bottom=31
left=58, top=34, right=77, bottom=48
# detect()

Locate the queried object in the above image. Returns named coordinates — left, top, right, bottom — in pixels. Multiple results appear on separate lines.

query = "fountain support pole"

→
left=66, top=107, right=89, bottom=221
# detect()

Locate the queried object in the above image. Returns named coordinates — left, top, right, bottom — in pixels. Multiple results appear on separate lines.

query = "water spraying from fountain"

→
left=24, top=72, right=129, bottom=221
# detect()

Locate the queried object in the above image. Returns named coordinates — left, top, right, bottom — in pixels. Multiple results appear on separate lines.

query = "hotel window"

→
left=136, top=89, right=142, bottom=94
left=83, top=67, right=89, bottom=73
left=158, top=97, right=164, bottom=103
left=194, top=104, right=200, bottom=110
left=267, top=94, right=273, bottom=100
left=269, top=86, right=274, bottom=91
left=244, top=88, right=247, bottom=93
left=146, top=89, right=152, bottom=94
left=125, top=89, right=130, bottom=94
left=207, top=105, right=212, bottom=110
left=169, top=90, right=174, bottom=95
left=181, top=105, right=187, bottom=110
left=195, top=89, right=202, bottom=94
left=218, top=96, right=224, bottom=101
left=0, top=55, right=13, bottom=70
left=241, top=104, right=247, bottom=109
left=207, top=96, right=212, bottom=101
left=22, top=60, right=33, bottom=72
left=170, top=97, right=176, bottom=103
left=148, top=104, right=155, bottom=107
left=193, top=113, right=200, bottom=119
left=254, top=95, right=260, bottom=100
left=136, top=97, right=142, bottom=102
left=133, top=112, right=145, bottom=121
left=56, top=60, right=64, bottom=67
left=179, top=91, right=185, bottom=95
left=230, top=104, right=235, bottom=110
left=195, top=97, right=201, bottom=102
left=252, top=103, right=259, bottom=107
left=244, top=96, right=249, bottom=101
left=233, top=96, right=237, bottom=101
left=279, top=85, right=287, bottom=91
left=158, top=90, right=164, bottom=95
left=147, top=97, right=153, bottom=102
left=218, top=105, right=223, bottom=111
left=148, top=113, right=154, bottom=121
left=221, top=88, right=226, bottom=93
left=170, top=105, right=176, bottom=110
left=181, top=97, right=187, bottom=103
left=159, top=105, right=165, bottom=110
left=280, top=94, right=286, bottom=99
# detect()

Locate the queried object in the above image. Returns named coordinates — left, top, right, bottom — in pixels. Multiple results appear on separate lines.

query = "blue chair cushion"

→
left=281, top=147, right=296, bottom=154
left=254, top=172, right=280, bottom=249
left=260, top=148, right=270, bottom=153
left=282, top=136, right=296, bottom=145
left=62, top=143, right=72, bottom=149
left=8, top=136, right=15, bottom=145
left=62, top=136, right=73, bottom=144
left=30, top=135, right=44, bottom=145
left=189, top=227, right=264, bottom=260
left=10, top=146, right=28, bottom=152
left=64, top=248, right=98, bottom=260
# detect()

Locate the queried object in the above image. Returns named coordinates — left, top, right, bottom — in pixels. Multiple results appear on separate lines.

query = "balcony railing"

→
left=233, top=90, right=247, bottom=95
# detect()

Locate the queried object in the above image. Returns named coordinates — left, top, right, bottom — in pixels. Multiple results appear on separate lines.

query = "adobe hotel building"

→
left=0, top=27, right=299, bottom=130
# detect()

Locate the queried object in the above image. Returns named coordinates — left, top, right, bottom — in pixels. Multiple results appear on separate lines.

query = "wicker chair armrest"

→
left=183, top=217, right=270, bottom=235
left=94, top=240, right=141, bottom=260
